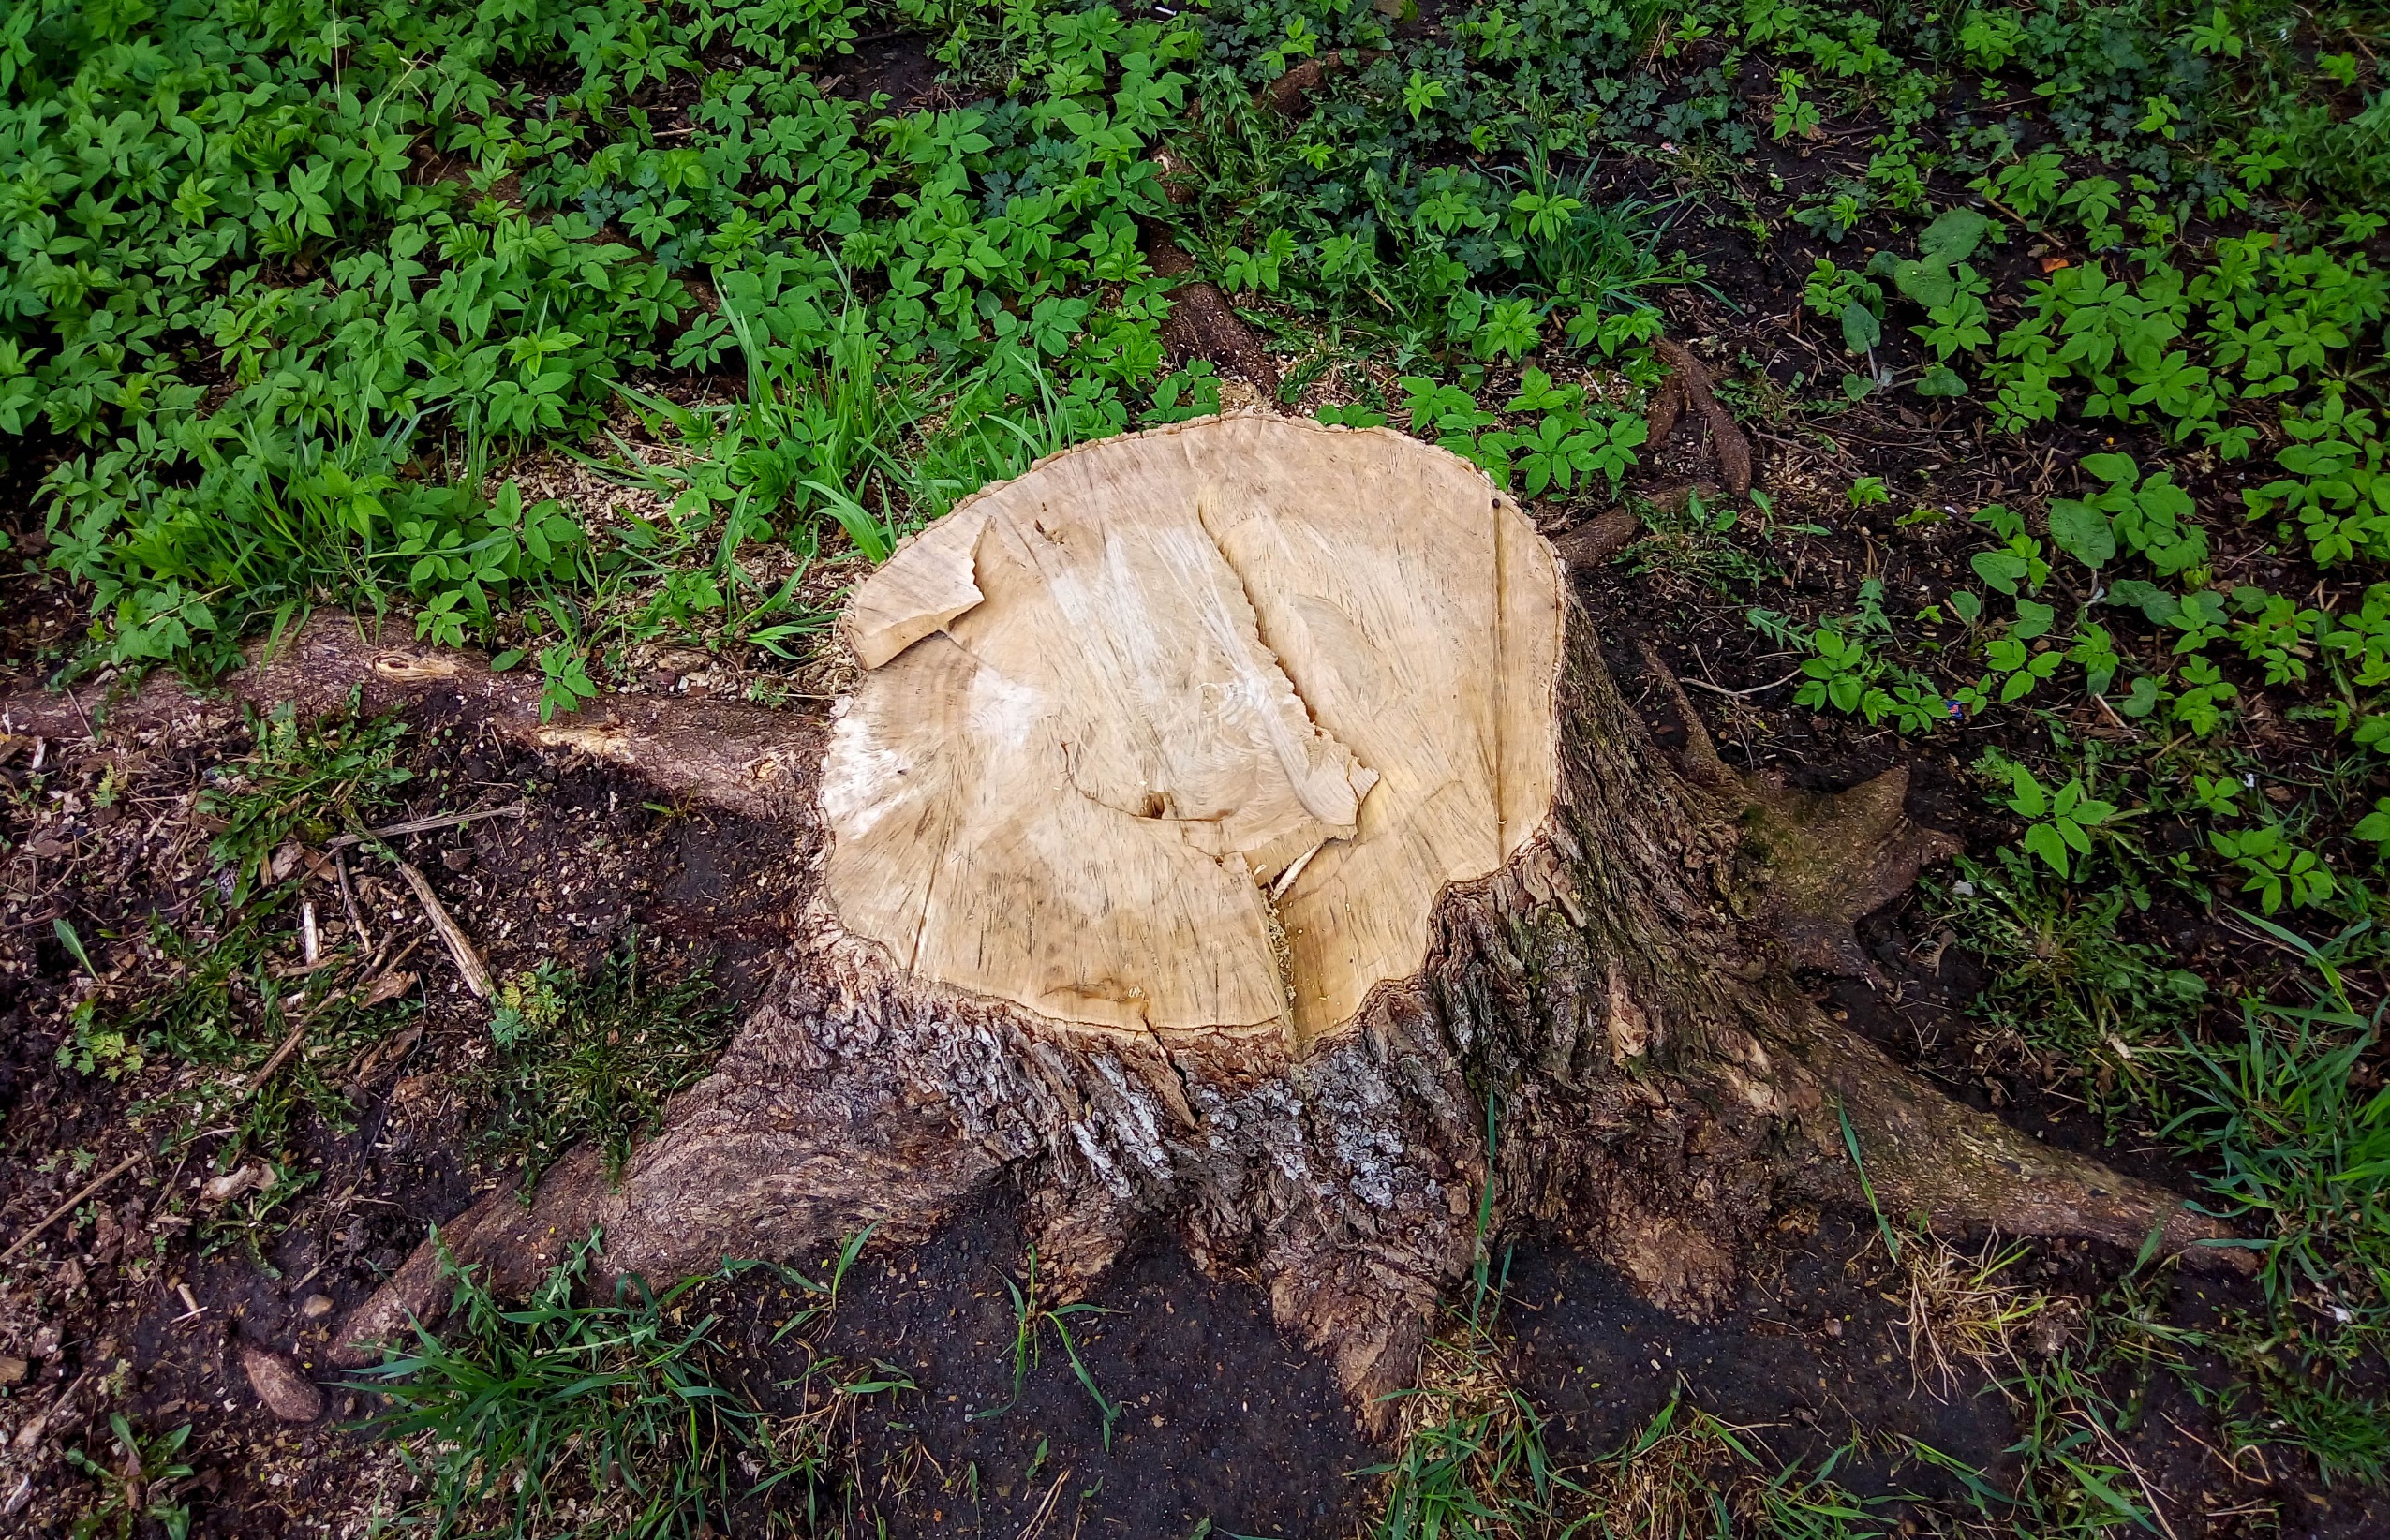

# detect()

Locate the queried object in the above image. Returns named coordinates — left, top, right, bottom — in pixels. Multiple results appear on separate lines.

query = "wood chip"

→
left=200, top=1163, right=269, bottom=1206
left=239, top=1343, right=324, bottom=1422
left=358, top=970, right=418, bottom=1010
left=371, top=651, right=459, bottom=681
left=392, top=860, right=492, bottom=999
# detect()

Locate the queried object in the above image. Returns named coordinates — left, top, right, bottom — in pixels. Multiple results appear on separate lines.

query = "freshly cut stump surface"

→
left=828, top=414, right=1564, bottom=1048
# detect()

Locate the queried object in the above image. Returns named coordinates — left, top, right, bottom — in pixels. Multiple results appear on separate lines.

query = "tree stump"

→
left=283, top=416, right=2237, bottom=1421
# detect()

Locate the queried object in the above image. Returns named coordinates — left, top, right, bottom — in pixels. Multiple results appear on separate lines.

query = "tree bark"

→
left=6, top=417, right=2240, bottom=1432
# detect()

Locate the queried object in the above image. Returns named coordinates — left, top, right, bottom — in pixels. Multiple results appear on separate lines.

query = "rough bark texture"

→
left=7, top=423, right=2243, bottom=1437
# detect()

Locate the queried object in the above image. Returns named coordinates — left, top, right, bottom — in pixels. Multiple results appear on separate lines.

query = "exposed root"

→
left=1, top=615, right=821, bottom=824
left=1260, top=55, right=1335, bottom=114
left=1552, top=509, right=1641, bottom=570
left=337, top=1032, right=1002, bottom=1364
left=1744, top=766, right=1962, bottom=980
left=1146, top=236, right=1282, bottom=397
left=1633, top=640, right=1961, bottom=976
left=1765, top=1000, right=2249, bottom=1271
left=1647, top=336, right=1755, bottom=496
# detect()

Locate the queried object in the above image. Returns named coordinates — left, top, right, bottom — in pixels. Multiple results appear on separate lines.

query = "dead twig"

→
left=325, top=803, right=525, bottom=851
left=391, top=859, right=492, bottom=999
left=1012, top=1465, right=1074, bottom=1540
left=241, top=1011, right=319, bottom=1098
left=0, top=1154, right=145, bottom=1266
left=1682, top=667, right=1804, bottom=699
left=334, top=849, right=371, bottom=950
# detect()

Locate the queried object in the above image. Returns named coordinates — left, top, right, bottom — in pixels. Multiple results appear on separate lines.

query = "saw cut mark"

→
left=824, top=415, right=1565, bottom=1047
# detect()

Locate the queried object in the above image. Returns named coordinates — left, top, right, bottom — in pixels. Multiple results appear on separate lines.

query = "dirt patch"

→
left=707, top=1196, right=1377, bottom=1536
left=0, top=685, right=811, bottom=1533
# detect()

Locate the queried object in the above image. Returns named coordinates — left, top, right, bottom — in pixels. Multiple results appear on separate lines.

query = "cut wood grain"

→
left=825, top=414, right=1563, bottom=1047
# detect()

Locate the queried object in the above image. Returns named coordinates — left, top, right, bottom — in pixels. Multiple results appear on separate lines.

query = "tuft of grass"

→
left=475, top=930, right=737, bottom=1193
left=2159, top=917, right=2390, bottom=1310
left=1577, top=1399, right=1902, bottom=1540
left=1926, top=848, right=2208, bottom=1113
left=1989, top=1279, right=2183, bottom=1538
left=972, top=1245, right=1121, bottom=1450
left=1362, top=1321, right=1571, bottom=1540
left=352, top=1231, right=762, bottom=1540
left=1493, top=157, right=1686, bottom=316
left=1581, top=1398, right=1741, bottom=1540
left=1621, top=487, right=1781, bottom=592
left=63, top=1414, right=197, bottom=1540
left=732, top=1228, right=925, bottom=1527
left=1893, top=1230, right=2053, bottom=1399
left=200, top=700, right=413, bottom=908
left=2216, top=1345, right=2390, bottom=1489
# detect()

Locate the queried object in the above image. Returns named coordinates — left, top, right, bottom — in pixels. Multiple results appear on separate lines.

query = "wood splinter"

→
left=391, top=859, right=492, bottom=1000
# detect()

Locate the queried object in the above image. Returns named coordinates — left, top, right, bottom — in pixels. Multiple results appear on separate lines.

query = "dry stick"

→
left=333, top=850, right=371, bottom=950
left=1682, top=667, right=1804, bottom=699
left=324, top=803, right=525, bottom=851
left=242, top=1010, right=320, bottom=1099
left=0, top=1153, right=145, bottom=1266
left=391, top=860, right=492, bottom=1000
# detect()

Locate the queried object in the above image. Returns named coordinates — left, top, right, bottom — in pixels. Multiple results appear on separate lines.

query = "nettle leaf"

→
left=2046, top=497, right=2116, bottom=567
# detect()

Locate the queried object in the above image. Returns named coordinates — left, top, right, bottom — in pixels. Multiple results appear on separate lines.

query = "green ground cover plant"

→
left=351, top=1231, right=801, bottom=1539
left=476, top=929, right=738, bottom=1192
